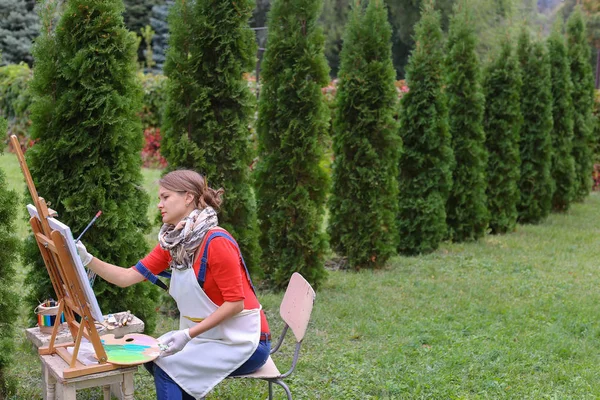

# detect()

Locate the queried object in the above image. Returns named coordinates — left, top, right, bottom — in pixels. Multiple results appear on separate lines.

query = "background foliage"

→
left=24, top=0, right=159, bottom=332
left=547, top=20, right=576, bottom=211
left=568, top=6, right=596, bottom=202
left=444, top=1, right=489, bottom=242
left=396, top=1, right=453, bottom=255
left=254, top=0, right=330, bottom=288
left=328, top=0, right=400, bottom=270
left=0, top=118, right=19, bottom=397
left=483, top=38, right=522, bottom=234
left=159, top=0, right=262, bottom=276
left=516, top=29, right=554, bottom=224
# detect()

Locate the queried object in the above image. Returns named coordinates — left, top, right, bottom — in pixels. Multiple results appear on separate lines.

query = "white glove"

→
left=76, top=241, right=93, bottom=267
left=158, top=328, right=192, bottom=357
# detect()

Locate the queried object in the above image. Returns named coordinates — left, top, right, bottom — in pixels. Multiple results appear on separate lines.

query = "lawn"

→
left=3, top=150, right=600, bottom=399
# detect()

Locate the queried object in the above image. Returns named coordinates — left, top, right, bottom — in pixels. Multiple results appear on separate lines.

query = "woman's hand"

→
left=158, top=329, right=192, bottom=357
left=76, top=241, right=93, bottom=267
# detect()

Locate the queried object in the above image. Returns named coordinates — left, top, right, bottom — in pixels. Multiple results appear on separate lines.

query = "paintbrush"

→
left=76, top=210, right=102, bottom=242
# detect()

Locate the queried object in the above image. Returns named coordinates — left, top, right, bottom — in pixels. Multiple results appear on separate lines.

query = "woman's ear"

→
left=185, top=192, right=195, bottom=207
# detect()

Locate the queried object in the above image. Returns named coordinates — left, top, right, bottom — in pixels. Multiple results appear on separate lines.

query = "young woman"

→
left=76, top=169, right=270, bottom=400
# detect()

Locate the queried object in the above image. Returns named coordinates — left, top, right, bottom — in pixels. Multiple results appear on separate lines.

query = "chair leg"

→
left=272, top=379, right=292, bottom=400
left=268, top=381, right=273, bottom=400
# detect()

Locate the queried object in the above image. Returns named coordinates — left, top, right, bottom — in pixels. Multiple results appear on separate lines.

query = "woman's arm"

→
left=188, top=300, right=244, bottom=338
left=86, top=257, right=146, bottom=287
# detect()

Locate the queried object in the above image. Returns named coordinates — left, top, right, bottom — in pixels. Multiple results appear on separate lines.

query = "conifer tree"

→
left=445, top=1, right=488, bottom=242
left=483, top=39, right=522, bottom=234
left=397, top=1, right=453, bottom=255
left=0, top=117, right=19, bottom=395
left=160, top=0, right=261, bottom=276
left=328, top=0, right=400, bottom=269
left=25, top=0, right=159, bottom=332
left=255, top=0, right=330, bottom=288
left=567, top=6, right=596, bottom=201
left=149, top=1, right=173, bottom=72
left=516, top=28, right=553, bottom=224
left=0, top=0, right=40, bottom=66
left=547, top=20, right=576, bottom=211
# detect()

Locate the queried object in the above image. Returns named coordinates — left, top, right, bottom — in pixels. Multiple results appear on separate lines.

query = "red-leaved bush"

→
left=141, top=127, right=167, bottom=169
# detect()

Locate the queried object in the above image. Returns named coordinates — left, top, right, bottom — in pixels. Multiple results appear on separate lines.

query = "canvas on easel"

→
left=10, top=134, right=129, bottom=378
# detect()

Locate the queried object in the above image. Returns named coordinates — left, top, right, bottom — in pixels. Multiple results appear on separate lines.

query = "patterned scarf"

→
left=158, top=207, right=218, bottom=270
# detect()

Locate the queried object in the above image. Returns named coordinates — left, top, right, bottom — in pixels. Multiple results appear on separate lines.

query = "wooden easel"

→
left=11, top=135, right=120, bottom=379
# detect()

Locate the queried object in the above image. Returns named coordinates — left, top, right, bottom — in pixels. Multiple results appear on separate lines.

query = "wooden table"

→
left=27, top=311, right=146, bottom=400
left=40, top=354, right=136, bottom=400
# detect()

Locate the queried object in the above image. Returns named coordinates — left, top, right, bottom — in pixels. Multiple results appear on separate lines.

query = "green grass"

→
left=4, top=150, right=600, bottom=398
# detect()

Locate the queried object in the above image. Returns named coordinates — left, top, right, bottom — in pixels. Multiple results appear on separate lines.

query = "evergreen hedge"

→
left=0, top=117, right=19, bottom=395
left=516, top=29, right=553, bottom=224
left=567, top=7, right=596, bottom=202
left=547, top=21, right=576, bottom=211
left=255, top=0, right=330, bottom=288
left=328, top=0, right=400, bottom=269
left=25, top=0, right=159, bottom=332
left=397, top=1, right=453, bottom=255
left=160, top=0, right=261, bottom=277
left=483, top=39, right=522, bottom=234
left=444, top=2, right=488, bottom=242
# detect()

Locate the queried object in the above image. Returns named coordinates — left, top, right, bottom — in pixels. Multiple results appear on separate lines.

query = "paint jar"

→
left=35, top=302, right=65, bottom=334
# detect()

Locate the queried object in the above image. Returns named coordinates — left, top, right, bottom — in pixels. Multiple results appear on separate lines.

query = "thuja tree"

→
left=254, top=0, right=330, bottom=289
left=397, top=1, right=453, bottom=255
left=483, top=38, right=522, bottom=234
left=516, top=29, right=553, bottom=224
left=444, top=1, right=488, bottom=242
left=547, top=20, right=576, bottom=211
left=160, top=0, right=261, bottom=276
left=567, top=6, right=596, bottom=201
left=25, top=0, right=159, bottom=332
left=0, top=117, right=19, bottom=395
left=328, top=0, right=400, bottom=270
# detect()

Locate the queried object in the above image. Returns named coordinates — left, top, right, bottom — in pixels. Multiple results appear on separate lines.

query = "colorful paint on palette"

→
left=101, top=333, right=160, bottom=365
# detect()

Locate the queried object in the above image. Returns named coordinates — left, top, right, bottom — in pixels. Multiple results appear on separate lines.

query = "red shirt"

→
left=134, top=228, right=269, bottom=335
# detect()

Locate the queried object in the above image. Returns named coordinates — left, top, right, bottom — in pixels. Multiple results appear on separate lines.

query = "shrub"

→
left=397, top=1, right=453, bottom=255
left=328, top=0, right=400, bottom=270
left=0, top=63, right=33, bottom=148
left=483, top=39, right=522, bottom=234
left=516, top=29, right=553, bottom=224
left=0, top=117, right=19, bottom=395
left=547, top=21, right=576, bottom=211
left=160, top=0, right=262, bottom=276
left=445, top=1, right=488, bottom=242
left=254, top=0, right=330, bottom=288
left=567, top=6, right=596, bottom=201
left=25, top=0, right=159, bottom=332
left=138, top=72, right=167, bottom=130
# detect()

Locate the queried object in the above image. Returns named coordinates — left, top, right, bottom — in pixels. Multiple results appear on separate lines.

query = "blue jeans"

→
left=146, top=340, right=271, bottom=399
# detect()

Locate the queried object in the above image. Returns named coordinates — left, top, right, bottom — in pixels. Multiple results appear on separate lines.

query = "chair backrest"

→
left=279, top=272, right=316, bottom=343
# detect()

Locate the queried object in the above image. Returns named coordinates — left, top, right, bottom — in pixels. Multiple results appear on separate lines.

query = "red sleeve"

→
left=134, top=244, right=171, bottom=276
left=206, top=237, right=245, bottom=302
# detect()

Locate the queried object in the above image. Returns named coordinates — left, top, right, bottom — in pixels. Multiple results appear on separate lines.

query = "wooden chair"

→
left=229, top=272, right=316, bottom=400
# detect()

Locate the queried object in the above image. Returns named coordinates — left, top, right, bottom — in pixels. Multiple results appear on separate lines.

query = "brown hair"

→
left=159, top=170, right=224, bottom=210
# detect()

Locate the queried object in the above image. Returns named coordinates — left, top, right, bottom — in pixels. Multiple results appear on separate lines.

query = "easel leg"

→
left=122, top=371, right=134, bottom=400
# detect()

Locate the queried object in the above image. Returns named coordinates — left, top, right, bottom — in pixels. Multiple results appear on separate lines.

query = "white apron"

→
left=154, top=265, right=261, bottom=399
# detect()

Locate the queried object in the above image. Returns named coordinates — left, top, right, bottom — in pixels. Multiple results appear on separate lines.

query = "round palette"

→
left=101, top=333, right=160, bottom=365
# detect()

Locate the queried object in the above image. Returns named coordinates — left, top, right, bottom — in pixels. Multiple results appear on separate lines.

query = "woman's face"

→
left=158, top=186, right=194, bottom=225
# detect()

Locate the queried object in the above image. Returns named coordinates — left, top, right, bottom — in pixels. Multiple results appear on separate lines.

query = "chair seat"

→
left=231, top=356, right=281, bottom=379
